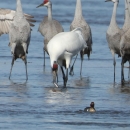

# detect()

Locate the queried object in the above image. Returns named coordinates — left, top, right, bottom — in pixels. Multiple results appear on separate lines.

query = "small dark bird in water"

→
left=84, top=102, right=96, bottom=112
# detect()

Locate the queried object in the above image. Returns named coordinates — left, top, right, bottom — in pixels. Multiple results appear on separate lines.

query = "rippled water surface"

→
left=0, top=0, right=130, bottom=130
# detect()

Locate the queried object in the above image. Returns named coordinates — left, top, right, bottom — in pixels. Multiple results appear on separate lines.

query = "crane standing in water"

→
left=106, top=0, right=123, bottom=82
left=37, top=0, right=64, bottom=67
left=120, top=0, right=130, bottom=83
left=0, top=0, right=35, bottom=80
left=69, top=0, right=92, bottom=77
left=47, top=28, right=87, bottom=88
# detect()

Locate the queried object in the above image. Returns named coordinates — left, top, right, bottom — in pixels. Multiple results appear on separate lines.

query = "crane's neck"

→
left=16, top=0, right=24, bottom=17
left=47, top=2, right=52, bottom=21
left=74, top=0, right=83, bottom=18
left=110, top=2, right=118, bottom=26
left=127, top=0, right=130, bottom=16
left=123, top=0, right=130, bottom=30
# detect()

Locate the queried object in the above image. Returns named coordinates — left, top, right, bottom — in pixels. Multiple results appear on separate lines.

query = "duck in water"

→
left=84, top=102, right=96, bottom=112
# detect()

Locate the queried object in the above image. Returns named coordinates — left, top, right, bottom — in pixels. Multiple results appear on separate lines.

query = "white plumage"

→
left=47, top=28, right=87, bottom=87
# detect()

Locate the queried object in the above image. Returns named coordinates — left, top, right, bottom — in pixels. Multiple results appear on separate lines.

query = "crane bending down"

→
left=37, top=0, right=64, bottom=67
left=47, top=28, right=87, bottom=88
left=106, top=0, right=123, bottom=82
left=0, top=0, right=35, bottom=80
left=69, top=0, right=92, bottom=76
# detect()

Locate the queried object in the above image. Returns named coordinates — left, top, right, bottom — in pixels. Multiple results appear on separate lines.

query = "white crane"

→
left=120, top=0, right=130, bottom=83
left=0, top=0, right=35, bottom=80
left=37, top=0, right=64, bottom=67
left=47, top=28, right=87, bottom=88
left=69, top=0, right=92, bottom=76
left=106, top=0, right=123, bottom=82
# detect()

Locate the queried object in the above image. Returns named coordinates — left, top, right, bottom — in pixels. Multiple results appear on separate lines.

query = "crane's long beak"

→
left=36, top=3, right=44, bottom=8
left=105, top=0, right=111, bottom=2
left=52, top=70, right=59, bottom=88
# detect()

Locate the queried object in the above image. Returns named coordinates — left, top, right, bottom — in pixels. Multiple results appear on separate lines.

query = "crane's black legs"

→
left=121, top=57, right=125, bottom=84
left=65, top=68, right=68, bottom=87
left=69, top=54, right=78, bottom=76
left=24, top=56, right=28, bottom=81
left=80, top=51, right=84, bottom=77
left=43, top=48, right=45, bottom=67
left=9, top=55, right=15, bottom=80
left=111, top=50, right=116, bottom=82
left=61, top=67, right=68, bottom=87
left=113, top=57, right=116, bottom=83
left=128, top=61, right=130, bottom=81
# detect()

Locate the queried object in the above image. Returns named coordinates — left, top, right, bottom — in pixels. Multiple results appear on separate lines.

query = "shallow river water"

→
left=0, top=0, right=130, bottom=130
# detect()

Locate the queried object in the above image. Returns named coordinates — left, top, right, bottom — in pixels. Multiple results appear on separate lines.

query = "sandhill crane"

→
left=0, top=0, right=35, bottom=80
left=121, top=0, right=130, bottom=80
left=122, top=0, right=130, bottom=31
left=106, top=0, right=123, bottom=82
left=47, top=28, right=87, bottom=88
left=37, top=0, right=64, bottom=67
left=69, top=0, right=92, bottom=76
left=0, top=8, right=35, bottom=36
left=120, top=0, right=130, bottom=83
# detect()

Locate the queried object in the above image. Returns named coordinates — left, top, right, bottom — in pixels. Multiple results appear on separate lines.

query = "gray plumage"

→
left=38, top=16, right=64, bottom=52
left=37, top=0, right=64, bottom=66
left=8, top=0, right=32, bottom=80
left=106, top=0, right=123, bottom=82
left=120, top=0, right=130, bottom=83
left=122, top=0, right=130, bottom=31
left=69, top=0, right=92, bottom=76
left=0, top=8, right=35, bottom=36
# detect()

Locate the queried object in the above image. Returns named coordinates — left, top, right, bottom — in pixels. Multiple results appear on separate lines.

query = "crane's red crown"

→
left=43, top=0, right=49, bottom=4
left=53, top=62, right=58, bottom=71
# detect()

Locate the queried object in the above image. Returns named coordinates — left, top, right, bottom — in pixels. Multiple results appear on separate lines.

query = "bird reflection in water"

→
left=73, top=77, right=90, bottom=87
left=112, top=82, right=130, bottom=94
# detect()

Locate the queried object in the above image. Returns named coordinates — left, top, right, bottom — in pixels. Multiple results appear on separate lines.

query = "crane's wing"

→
left=53, top=19, right=64, bottom=33
left=38, top=16, right=48, bottom=36
left=0, top=8, right=36, bottom=36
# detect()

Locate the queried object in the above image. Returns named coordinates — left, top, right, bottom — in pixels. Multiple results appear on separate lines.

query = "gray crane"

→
left=69, top=0, right=92, bottom=77
left=37, top=0, right=64, bottom=67
left=0, top=8, right=35, bottom=36
left=120, top=0, right=130, bottom=83
left=122, top=0, right=130, bottom=80
left=0, top=0, right=35, bottom=80
left=106, top=0, right=123, bottom=82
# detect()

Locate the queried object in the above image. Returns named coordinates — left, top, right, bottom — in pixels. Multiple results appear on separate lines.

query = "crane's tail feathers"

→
left=24, top=13, right=34, bottom=18
left=26, top=18, right=36, bottom=23
left=24, top=14, right=36, bottom=27
left=29, top=23, right=35, bottom=27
